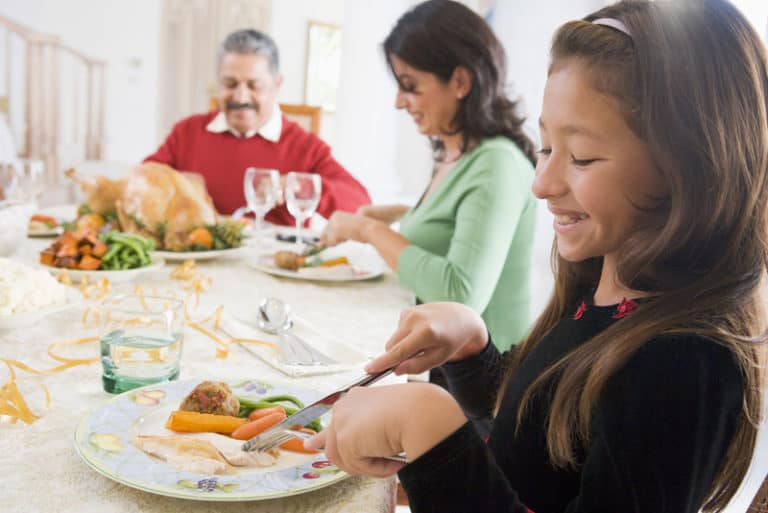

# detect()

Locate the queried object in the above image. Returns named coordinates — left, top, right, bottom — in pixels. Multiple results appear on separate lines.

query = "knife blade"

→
left=241, top=367, right=394, bottom=452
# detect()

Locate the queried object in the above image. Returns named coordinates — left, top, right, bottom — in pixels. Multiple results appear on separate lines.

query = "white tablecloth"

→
left=1, top=236, right=414, bottom=513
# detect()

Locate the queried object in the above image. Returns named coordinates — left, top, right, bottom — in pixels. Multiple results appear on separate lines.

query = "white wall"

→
left=333, top=0, right=432, bottom=204
left=270, top=0, right=344, bottom=147
left=0, top=0, right=162, bottom=167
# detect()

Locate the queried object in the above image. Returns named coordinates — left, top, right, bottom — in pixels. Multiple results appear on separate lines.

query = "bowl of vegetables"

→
left=39, top=230, right=163, bottom=282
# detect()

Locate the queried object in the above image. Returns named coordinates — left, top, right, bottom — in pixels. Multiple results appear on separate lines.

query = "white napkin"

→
left=217, top=311, right=370, bottom=378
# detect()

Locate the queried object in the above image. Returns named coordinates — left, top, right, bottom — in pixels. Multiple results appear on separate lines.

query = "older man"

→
left=145, top=29, right=371, bottom=223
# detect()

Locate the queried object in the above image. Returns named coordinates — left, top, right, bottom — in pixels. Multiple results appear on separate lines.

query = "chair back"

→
left=279, top=103, right=322, bottom=135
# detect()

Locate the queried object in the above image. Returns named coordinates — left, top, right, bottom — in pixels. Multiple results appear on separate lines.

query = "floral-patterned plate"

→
left=73, top=379, right=348, bottom=501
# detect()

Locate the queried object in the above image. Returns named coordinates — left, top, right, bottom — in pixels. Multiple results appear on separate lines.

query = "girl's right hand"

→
left=365, top=302, right=489, bottom=376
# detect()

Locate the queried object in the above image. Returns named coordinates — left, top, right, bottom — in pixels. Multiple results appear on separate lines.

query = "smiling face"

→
left=217, top=52, right=283, bottom=134
left=532, top=60, right=666, bottom=268
left=389, top=55, right=464, bottom=137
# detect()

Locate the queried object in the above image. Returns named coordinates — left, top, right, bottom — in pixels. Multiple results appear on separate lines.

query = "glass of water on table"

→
left=100, top=294, right=184, bottom=394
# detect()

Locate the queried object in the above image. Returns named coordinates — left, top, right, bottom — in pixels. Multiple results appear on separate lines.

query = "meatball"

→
left=179, top=381, right=240, bottom=416
left=274, top=250, right=303, bottom=271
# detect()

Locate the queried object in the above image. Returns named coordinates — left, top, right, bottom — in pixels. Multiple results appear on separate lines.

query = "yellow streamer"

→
left=0, top=336, right=98, bottom=424
left=1, top=259, right=278, bottom=425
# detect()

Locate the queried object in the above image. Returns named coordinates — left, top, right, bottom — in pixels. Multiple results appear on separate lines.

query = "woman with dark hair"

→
left=321, top=0, right=537, bottom=351
left=307, top=1, right=768, bottom=512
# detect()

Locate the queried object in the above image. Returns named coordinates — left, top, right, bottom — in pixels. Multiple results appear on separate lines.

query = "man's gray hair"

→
left=217, top=29, right=280, bottom=75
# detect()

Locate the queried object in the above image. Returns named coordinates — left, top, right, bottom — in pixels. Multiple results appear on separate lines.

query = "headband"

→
left=592, top=17, right=632, bottom=38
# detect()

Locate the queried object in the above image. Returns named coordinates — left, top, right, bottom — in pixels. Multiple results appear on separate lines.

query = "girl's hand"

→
left=320, top=211, right=372, bottom=246
left=304, top=383, right=466, bottom=477
left=365, top=302, right=489, bottom=376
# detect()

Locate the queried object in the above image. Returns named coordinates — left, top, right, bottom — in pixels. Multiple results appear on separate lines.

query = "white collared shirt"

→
left=205, top=104, right=282, bottom=141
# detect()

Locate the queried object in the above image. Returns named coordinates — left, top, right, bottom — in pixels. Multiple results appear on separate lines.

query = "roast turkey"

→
left=66, top=163, right=218, bottom=250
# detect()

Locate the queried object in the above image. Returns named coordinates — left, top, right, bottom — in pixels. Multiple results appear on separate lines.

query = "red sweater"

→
left=145, top=111, right=371, bottom=224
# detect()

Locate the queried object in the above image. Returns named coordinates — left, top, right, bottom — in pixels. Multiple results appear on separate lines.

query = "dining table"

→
left=0, top=228, right=415, bottom=513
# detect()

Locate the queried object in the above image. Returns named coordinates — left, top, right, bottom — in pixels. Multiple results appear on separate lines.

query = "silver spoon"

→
left=257, top=297, right=293, bottom=334
left=258, top=297, right=337, bottom=366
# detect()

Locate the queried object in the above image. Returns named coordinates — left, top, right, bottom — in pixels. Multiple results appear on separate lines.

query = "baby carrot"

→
left=279, top=427, right=319, bottom=453
left=279, top=437, right=319, bottom=454
left=230, top=411, right=287, bottom=440
left=248, top=406, right=287, bottom=421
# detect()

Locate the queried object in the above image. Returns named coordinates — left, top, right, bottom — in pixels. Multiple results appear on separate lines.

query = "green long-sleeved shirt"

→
left=397, top=137, right=536, bottom=350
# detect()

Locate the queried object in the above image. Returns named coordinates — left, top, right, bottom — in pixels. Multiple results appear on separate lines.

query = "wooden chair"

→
left=749, top=473, right=768, bottom=512
left=279, top=103, right=321, bottom=135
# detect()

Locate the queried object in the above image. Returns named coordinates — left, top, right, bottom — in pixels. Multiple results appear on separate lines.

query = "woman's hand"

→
left=304, top=383, right=466, bottom=477
left=365, top=302, right=489, bottom=376
left=320, top=211, right=372, bottom=246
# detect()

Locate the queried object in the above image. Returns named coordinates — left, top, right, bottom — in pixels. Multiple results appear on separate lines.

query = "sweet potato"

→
left=91, top=241, right=108, bottom=258
left=78, top=254, right=102, bottom=270
left=39, top=249, right=56, bottom=266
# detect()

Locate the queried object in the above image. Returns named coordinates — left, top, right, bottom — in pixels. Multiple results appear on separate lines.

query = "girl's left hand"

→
left=320, top=211, right=370, bottom=246
left=304, top=383, right=467, bottom=477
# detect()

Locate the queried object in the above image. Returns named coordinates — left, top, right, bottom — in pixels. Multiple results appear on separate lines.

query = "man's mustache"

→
left=226, top=102, right=259, bottom=111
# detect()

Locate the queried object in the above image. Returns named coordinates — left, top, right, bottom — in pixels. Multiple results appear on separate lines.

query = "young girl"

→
left=305, top=1, right=768, bottom=512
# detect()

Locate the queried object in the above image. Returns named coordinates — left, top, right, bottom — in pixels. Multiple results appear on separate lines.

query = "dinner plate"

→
left=74, top=379, right=348, bottom=501
left=0, top=287, right=81, bottom=331
left=250, top=253, right=385, bottom=282
left=27, top=225, right=63, bottom=238
left=153, top=246, right=245, bottom=262
left=42, top=256, right=165, bottom=283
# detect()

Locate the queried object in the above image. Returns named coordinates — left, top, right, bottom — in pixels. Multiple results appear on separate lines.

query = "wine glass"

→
left=285, top=171, right=321, bottom=252
left=243, top=167, right=280, bottom=236
left=0, top=159, right=44, bottom=206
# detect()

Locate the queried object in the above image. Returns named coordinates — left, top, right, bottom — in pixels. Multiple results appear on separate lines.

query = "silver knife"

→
left=241, top=368, right=395, bottom=453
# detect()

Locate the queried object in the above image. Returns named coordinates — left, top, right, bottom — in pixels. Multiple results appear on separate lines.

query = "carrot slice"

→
left=319, top=256, right=349, bottom=267
left=165, top=410, right=246, bottom=435
left=279, top=428, right=319, bottom=453
left=247, top=406, right=287, bottom=421
left=230, top=411, right=287, bottom=440
left=279, top=437, right=319, bottom=453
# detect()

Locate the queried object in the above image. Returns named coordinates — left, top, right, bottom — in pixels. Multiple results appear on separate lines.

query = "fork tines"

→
left=250, top=430, right=299, bottom=453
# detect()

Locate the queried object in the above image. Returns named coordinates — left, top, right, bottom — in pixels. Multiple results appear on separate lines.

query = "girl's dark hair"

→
left=502, top=1, right=768, bottom=512
left=383, top=0, right=536, bottom=165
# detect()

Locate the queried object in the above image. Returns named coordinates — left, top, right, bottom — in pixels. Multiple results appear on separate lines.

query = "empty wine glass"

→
left=285, top=171, right=321, bottom=252
left=244, top=167, right=280, bottom=236
left=0, top=159, right=44, bottom=206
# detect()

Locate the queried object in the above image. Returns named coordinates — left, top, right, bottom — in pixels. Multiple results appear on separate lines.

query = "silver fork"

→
left=254, top=429, right=408, bottom=463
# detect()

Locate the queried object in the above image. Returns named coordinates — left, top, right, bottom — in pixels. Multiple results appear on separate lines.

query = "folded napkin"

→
left=217, top=311, right=370, bottom=378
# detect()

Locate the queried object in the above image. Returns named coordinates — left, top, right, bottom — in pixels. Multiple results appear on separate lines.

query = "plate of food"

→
left=74, top=379, right=347, bottom=501
left=250, top=244, right=386, bottom=282
left=39, top=230, right=163, bottom=283
left=63, top=164, right=247, bottom=260
left=27, top=214, right=63, bottom=237
left=0, top=258, right=82, bottom=331
left=153, top=245, right=246, bottom=262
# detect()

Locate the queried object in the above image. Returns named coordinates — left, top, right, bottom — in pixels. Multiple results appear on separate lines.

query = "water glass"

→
left=243, top=167, right=280, bottom=234
left=0, top=159, right=44, bottom=205
left=100, top=294, right=184, bottom=394
left=285, top=171, right=321, bottom=252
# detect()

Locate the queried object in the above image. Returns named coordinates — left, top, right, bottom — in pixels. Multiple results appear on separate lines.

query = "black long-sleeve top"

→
left=398, top=301, right=743, bottom=513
